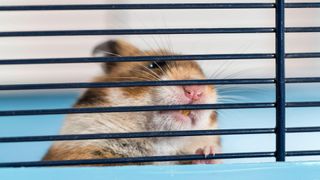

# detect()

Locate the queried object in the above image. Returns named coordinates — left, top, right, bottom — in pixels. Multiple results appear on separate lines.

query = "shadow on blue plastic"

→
left=1, top=162, right=320, bottom=180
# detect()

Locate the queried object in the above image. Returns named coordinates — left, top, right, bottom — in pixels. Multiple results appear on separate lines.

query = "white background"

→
left=0, top=0, right=319, bottom=85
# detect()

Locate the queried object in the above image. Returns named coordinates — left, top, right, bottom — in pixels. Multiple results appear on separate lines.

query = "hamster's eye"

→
left=148, top=61, right=167, bottom=69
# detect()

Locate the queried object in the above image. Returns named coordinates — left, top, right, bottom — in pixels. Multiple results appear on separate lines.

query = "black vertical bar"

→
left=275, top=0, right=286, bottom=161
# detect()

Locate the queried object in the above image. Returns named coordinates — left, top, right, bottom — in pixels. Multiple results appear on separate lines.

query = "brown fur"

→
left=43, top=144, right=120, bottom=161
left=209, top=111, right=218, bottom=128
left=43, top=143, right=149, bottom=166
left=43, top=39, right=220, bottom=165
left=121, top=87, right=150, bottom=98
left=77, top=88, right=109, bottom=106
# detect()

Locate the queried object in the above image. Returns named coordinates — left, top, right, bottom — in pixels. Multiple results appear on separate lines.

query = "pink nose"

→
left=183, top=85, right=204, bottom=101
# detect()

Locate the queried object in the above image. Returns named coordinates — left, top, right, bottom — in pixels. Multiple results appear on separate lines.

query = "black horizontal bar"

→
left=0, top=53, right=275, bottom=65
left=0, top=152, right=275, bottom=167
left=2, top=101, right=320, bottom=117
left=0, top=103, right=275, bottom=117
left=286, top=3, right=320, bottom=8
left=286, top=126, right=320, bottom=133
left=0, top=78, right=275, bottom=91
left=0, top=128, right=275, bottom=143
left=0, top=77, right=318, bottom=92
left=0, top=27, right=319, bottom=38
left=0, top=3, right=319, bottom=11
left=286, top=52, right=320, bottom=59
left=0, top=28, right=275, bottom=37
left=286, top=150, right=320, bottom=157
left=1, top=52, right=319, bottom=66
left=0, top=3, right=275, bottom=11
left=286, top=27, right=320, bottom=33
left=2, top=150, right=320, bottom=167
left=286, top=102, right=320, bottom=108
left=2, top=126, right=320, bottom=143
left=286, top=77, right=320, bottom=84
left=3, top=77, right=320, bottom=91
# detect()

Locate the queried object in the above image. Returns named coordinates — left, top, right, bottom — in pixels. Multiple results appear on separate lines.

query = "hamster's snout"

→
left=183, top=85, right=204, bottom=102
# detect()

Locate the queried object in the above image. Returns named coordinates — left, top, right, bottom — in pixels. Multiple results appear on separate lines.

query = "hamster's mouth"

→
left=180, top=110, right=191, bottom=116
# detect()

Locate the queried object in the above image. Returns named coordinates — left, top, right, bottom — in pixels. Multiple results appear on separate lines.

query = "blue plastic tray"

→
left=1, top=162, right=320, bottom=180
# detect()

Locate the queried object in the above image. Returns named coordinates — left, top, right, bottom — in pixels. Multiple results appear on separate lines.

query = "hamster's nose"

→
left=183, top=85, right=204, bottom=101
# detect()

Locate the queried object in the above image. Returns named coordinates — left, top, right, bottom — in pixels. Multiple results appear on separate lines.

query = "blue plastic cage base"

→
left=1, top=162, right=320, bottom=180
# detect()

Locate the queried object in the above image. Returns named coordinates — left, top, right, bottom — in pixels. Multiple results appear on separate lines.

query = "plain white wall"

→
left=0, top=0, right=319, bottom=85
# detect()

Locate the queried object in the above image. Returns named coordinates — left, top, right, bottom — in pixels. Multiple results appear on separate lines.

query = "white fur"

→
left=57, top=61, right=219, bottom=162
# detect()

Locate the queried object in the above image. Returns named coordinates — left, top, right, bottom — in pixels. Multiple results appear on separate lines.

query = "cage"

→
left=1, top=0, right=320, bottom=179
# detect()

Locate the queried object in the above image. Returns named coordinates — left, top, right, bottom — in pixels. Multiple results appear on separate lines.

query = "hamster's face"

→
left=97, top=40, right=217, bottom=131
left=149, top=60, right=217, bottom=131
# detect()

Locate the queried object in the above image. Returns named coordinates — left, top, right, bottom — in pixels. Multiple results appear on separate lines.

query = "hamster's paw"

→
left=192, top=146, right=217, bottom=164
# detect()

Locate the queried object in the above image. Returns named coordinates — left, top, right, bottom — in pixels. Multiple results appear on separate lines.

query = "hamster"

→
left=43, top=39, right=221, bottom=165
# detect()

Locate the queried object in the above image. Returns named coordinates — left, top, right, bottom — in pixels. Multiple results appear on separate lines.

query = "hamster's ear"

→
left=93, top=39, right=142, bottom=57
left=93, top=39, right=143, bottom=73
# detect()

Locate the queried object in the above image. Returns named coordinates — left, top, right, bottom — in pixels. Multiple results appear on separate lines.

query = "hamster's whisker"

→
left=142, top=39, right=160, bottom=55
left=135, top=69, right=161, bottom=81
left=147, top=33, right=166, bottom=56
left=216, top=111, right=229, bottom=122
left=217, top=85, right=269, bottom=94
left=154, top=61, right=167, bottom=77
left=126, top=63, right=156, bottom=78
left=165, top=61, right=180, bottom=78
left=133, top=15, right=164, bottom=55
left=107, top=76, right=155, bottom=81
left=208, top=61, right=235, bottom=79
left=102, top=15, right=160, bottom=54
left=163, top=61, right=174, bottom=76
left=158, top=116, right=169, bottom=131
left=218, top=69, right=253, bottom=80
left=217, top=95, right=249, bottom=103
left=161, top=14, right=175, bottom=54
left=160, top=14, right=173, bottom=54
left=140, top=67, right=161, bottom=80
left=135, top=63, right=162, bottom=80
left=99, top=15, right=174, bottom=60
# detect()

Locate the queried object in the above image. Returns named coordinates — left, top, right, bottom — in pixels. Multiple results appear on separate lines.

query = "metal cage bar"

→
left=0, top=53, right=276, bottom=65
left=0, top=128, right=276, bottom=143
left=0, top=1, right=320, bottom=167
left=0, top=3, right=319, bottom=11
left=0, top=101, right=319, bottom=117
left=0, top=27, right=319, bottom=37
left=0, top=28, right=275, bottom=37
left=0, top=78, right=275, bottom=90
left=0, top=103, right=276, bottom=117
left=275, top=0, right=286, bottom=162
left=1, top=126, right=320, bottom=143
left=0, top=152, right=276, bottom=168
left=1, top=52, right=319, bottom=65
left=1, top=77, right=320, bottom=91
left=1, top=150, right=320, bottom=167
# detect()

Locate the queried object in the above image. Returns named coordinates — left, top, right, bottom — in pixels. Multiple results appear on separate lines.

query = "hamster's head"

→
left=95, top=39, right=217, bottom=131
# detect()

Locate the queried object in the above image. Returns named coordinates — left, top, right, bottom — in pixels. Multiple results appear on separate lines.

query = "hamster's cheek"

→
left=152, top=86, right=189, bottom=105
left=151, top=112, right=192, bottom=131
left=192, top=110, right=213, bottom=129
left=207, top=88, right=218, bottom=104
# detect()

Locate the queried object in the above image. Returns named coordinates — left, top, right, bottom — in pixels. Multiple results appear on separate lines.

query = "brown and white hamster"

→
left=43, top=39, right=220, bottom=165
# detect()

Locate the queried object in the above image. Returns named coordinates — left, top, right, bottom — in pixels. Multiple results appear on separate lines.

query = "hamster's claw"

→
left=192, top=146, right=217, bottom=164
